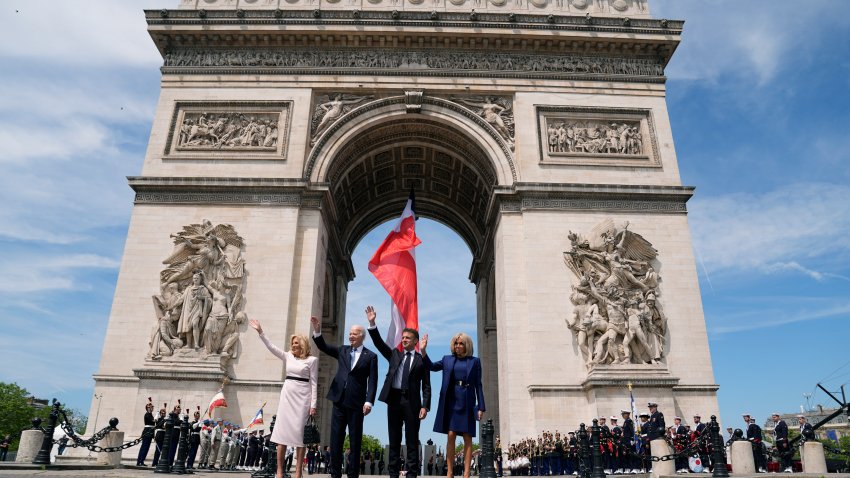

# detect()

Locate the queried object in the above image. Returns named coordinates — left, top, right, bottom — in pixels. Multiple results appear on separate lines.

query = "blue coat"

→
left=423, top=354, right=485, bottom=435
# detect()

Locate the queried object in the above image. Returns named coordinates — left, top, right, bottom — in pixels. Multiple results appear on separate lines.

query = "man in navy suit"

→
left=365, top=305, right=431, bottom=478
left=311, top=316, right=379, bottom=478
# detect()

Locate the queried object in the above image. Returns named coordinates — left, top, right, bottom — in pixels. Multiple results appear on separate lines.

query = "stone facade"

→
left=88, top=0, right=717, bottom=456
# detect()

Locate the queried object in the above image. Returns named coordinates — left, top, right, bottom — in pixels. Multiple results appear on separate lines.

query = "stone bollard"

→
left=96, top=430, right=124, bottom=467
left=800, top=441, right=827, bottom=474
left=649, top=439, right=675, bottom=478
left=15, top=429, right=44, bottom=463
left=729, top=441, right=755, bottom=474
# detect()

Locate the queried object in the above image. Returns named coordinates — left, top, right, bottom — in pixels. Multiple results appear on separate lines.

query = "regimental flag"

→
left=248, top=403, right=266, bottom=429
left=629, top=383, right=640, bottom=453
left=207, top=390, right=227, bottom=418
left=368, top=191, right=421, bottom=350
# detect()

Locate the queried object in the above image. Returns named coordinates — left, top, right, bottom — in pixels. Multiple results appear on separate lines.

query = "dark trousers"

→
left=387, top=390, right=421, bottom=478
left=187, top=441, right=199, bottom=468
left=752, top=442, right=766, bottom=470
left=331, top=403, right=365, bottom=478
left=152, top=434, right=165, bottom=466
left=137, top=434, right=152, bottom=465
left=777, top=440, right=791, bottom=468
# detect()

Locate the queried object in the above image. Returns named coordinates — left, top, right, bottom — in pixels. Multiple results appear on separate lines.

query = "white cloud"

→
left=0, top=253, right=120, bottom=293
left=654, top=0, right=850, bottom=84
left=709, top=301, right=850, bottom=336
left=0, top=0, right=164, bottom=68
left=0, top=120, right=109, bottom=162
left=689, top=182, right=850, bottom=277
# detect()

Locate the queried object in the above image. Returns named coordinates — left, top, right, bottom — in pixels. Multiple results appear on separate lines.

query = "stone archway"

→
left=309, top=96, right=512, bottom=433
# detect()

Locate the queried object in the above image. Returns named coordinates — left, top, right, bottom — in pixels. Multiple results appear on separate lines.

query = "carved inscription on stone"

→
left=537, top=106, right=660, bottom=167
left=163, top=49, right=665, bottom=79
left=563, top=219, right=667, bottom=368
left=166, top=101, right=292, bottom=159
left=148, top=220, right=247, bottom=367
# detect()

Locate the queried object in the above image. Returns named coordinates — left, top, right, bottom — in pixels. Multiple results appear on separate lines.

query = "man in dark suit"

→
left=311, top=316, right=379, bottom=478
left=365, top=305, right=432, bottom=478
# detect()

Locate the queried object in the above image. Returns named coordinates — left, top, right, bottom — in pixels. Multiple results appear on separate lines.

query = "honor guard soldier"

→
left=186, top=408, right=202, bottom=469
left=566, top=431, right=577, bottom=476
left=672, top=417, right=688, bottom=473
left=691, top=414, right=710, bottom=470
left=199, top=420, right=212, bottom=468
left=554, top=431, right=565, bottom=476
left=620, top=410, right=636, bottom=474
left=151, top=404, right=168, bottom=467
left=743, top=414, right=766, bottom=473
left=638, top=413, right=651, bottom=473
left=610, top=417, right=623, bottom=474
left=167, top=401, right=182, bottom=465
left=771, top=413, right=792, bottom=472
left=646, top=403, right=665, bottom=472
left=598, top=417, right=612, bottom=475
left=798, top=415, right=815, bottom=441
left=136, top=398, right=156, bottom=466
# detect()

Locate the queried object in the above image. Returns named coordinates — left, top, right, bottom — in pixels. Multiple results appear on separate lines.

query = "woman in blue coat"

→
left=420, top=332, right=485, bottom=478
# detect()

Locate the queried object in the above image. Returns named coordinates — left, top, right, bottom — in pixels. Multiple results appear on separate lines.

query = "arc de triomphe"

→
left=88, top=0, right=718, bottom=449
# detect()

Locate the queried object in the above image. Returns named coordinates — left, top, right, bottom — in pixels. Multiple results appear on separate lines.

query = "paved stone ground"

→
left=1, top=470, right=849, bottom=478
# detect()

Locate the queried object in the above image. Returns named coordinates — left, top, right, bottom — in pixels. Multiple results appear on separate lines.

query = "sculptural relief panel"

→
left=563, top=219, right=666, bottom=369
left=537, top=106, right=660, bottom=167
left=165, top=101, right=292, bottom=161
left=148, top=220, right=247, bottom=368
left=175, top=0, right=649, bottom=14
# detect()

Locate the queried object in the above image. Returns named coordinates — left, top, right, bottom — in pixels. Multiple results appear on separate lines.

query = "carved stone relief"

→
left=310, top=93, right=374, bottom=145
left=563, top=219, right=666, bottom=368
left=537, top=106, right=660, bottom=167
left=448, top=96, right=515, bottom=147
left=163, top=49, right=665, bottom=80
left=148, top=220, right=247, bottom=367
left=166, top=102, right=292, bottom=159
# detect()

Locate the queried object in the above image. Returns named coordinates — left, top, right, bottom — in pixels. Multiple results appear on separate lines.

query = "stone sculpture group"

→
left=178, top=112, right=279, bottom=150
left=148, top=220, right=247, bottom=364
left=563, top=219, right=666, bottom=368
left=547, top=120, right=643, bottom=155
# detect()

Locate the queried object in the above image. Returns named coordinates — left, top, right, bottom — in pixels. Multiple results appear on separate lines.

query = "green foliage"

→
left=454, top=440, right=481, bottom=452
left=343, top=434, right=384, bottom=455
left=821, top=435, right=850, bottom=469
left=0, top=382, right=51, bottom=451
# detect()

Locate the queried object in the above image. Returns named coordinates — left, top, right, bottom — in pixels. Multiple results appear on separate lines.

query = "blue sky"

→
left=1, top=0, right=849, bottom=446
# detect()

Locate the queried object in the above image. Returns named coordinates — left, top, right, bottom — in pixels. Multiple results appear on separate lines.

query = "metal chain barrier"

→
left=36, top=399, right=148, bottom=455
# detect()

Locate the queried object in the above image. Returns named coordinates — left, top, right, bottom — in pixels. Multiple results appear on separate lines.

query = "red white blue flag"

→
left=368, top=191, right=421, bottom=349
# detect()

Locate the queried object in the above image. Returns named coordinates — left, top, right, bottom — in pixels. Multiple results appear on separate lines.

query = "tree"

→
left=0, top=382, right=51, bottom=451
left=343, top=434, right=384, bottom=455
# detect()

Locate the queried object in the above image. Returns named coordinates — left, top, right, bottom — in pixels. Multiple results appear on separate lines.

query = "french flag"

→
left=368, top=191, right=421, bottom=349
left=248, top=403, right=265, bottom=429
left=207, top=390, right=227, bottom=418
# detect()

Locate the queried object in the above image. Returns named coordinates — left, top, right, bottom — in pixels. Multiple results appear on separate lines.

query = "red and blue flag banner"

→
left=248, top=402, right=266, bottom=429
left=368, top=192, right=421, bottom=349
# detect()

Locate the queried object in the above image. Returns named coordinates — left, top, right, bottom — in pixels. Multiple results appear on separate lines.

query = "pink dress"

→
left=259, top=333, right=318, bottom=446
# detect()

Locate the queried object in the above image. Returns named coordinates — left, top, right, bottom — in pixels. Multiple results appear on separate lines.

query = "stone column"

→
left=649, top=438, right=674, bottom=478
left=96, top=430, right=124, bottom=466
left=800, top=441, right=827, bottom=474
left=729, top=441, right=755, bottom=474
left=15, top=429, right=44, bottom=463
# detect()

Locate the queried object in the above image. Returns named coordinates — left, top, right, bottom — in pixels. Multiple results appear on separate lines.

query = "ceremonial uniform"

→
left=198, top=422, right=212, bottom=468
left=673, top=420, right=688, bottom=472
left=773, top=415, right=791, bottom=471
left=799, top=420, right=815, bottom=441
left=746, top=420, right=766, bottom=472
left=151, top=412, right=167, bottom=467
left=136, top=409, right=155, bottom=466
left=186, top=417, right=201, bottom=469
left=692, top=417, right=710, bottom=471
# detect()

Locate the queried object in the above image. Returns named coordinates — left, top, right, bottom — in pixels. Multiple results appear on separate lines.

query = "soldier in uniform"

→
left=247, top=430, right=260, bottom=470
left=136, top=398, right=156, bottom=466
left=771, top=413, right=791, bottom=472
left=553, top=431, right=565, bottom=476
left=566, top=431, right=577, bottom=476
left=218, top=426, right=232, bottom=470
left=638, top=413, right=651, bottom=473
left=496, top=436, right=504, bottom=477
left=691, top=414, right=710, bottom=471
left=167, top=402, right=182, bottom=467
left=646, top=403, right=666, bottom=472
left=609, top=417, right=623, bottom=474
left=151, top=404, right=168, bottom=467
left=186, top=408, right=202, bottom=470
left=199, top=420, right=212, bottom=468
left=620, top=411, right=636, bottom=474
left=798, top=415, right=815, bottom=441
left=207, top=419, right=223, bottom=470
left=743, top=414, right=766, bottom=473
left=597, top=417, right=612, bottom=475
left=672, top=417, right=688, bottom=473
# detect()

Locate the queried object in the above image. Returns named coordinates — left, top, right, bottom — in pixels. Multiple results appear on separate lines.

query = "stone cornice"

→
left=128, top=176, right=321, bottom=207
left=488, top=183, right=693, bottom=220
left=146, top=9, right=682, bottom=67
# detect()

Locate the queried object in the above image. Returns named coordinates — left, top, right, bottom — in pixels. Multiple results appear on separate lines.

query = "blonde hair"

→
left=450, top=332, right=474, bottom=358
left=290, top=334, right=311, bottom=359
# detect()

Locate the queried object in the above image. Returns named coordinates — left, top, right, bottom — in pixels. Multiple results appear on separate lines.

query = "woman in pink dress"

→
left=250, top=319, right=318, bottom=478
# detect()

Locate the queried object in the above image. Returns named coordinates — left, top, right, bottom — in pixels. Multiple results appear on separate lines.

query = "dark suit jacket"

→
left=746, top=423, right=763, bottom=442
left=368, top=327, right=431, bottom=412
left=313, top=334, right=378, bottom=410
left=423, top=354, right=485, bottom=435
